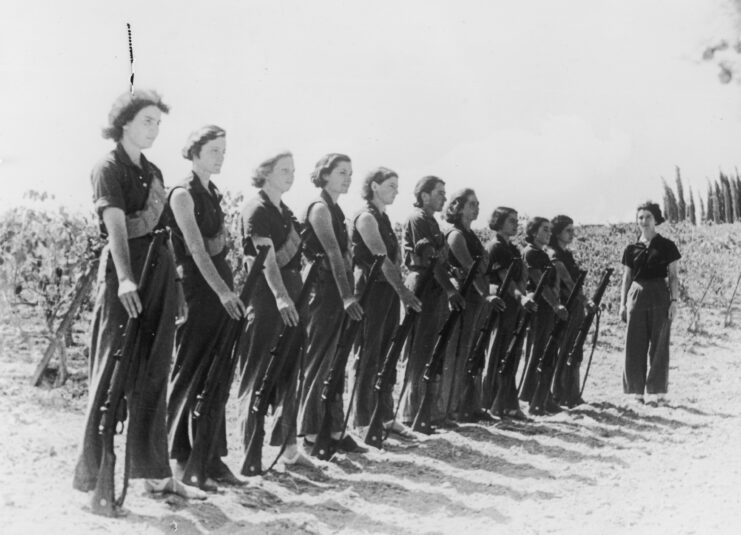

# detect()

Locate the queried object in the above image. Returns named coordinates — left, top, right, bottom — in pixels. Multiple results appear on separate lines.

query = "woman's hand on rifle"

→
left=486, top=294, right=506, bottom=312
left=219, top=290, right=245, bottom=320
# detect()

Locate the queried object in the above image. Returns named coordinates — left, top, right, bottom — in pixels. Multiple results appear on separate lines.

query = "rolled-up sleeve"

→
left=91, top=159, right=125, bottom=217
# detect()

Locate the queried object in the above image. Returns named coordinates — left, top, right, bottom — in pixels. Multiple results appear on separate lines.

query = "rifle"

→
left=241, top=255, right=322, bottom=475
left=90, top=229, right=167, bottom=517
left=457, top=261, right=518, bottom=420
left=181, top=244, right=270, bottom=489
left=411, top=256, right=483, bottom=435
left=491, top=267, right=552, bottom=419
left=528, top=270, right=586, bottom=415
left=311, top=255, right=385, bottom=460
left=566, top=267, right=613, bottom=400
left=363, top=259, right=437, bottom=449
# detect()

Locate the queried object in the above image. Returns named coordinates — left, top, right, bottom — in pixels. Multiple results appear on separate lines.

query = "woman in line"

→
left=297, top=153, right=366, bottom=454
left=547, top=215, right=591, bottom=407
left=483, top=207, right=535, bottom=419
left=619, top=202, right=680, bottom=405
left=350, top=167, right=422, bottom=435
left=73, top=89, right=205, bottom=501
left=440, top=189, right=504, bottom=422
left=518, top=217, right=568, bottom=410
left=236, top=151, right=313, bottom=472
left=167, top=126, right=245, bottom=490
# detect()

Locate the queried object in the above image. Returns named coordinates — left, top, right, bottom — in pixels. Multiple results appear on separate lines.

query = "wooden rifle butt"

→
left=240, top=413, right=265, bottom=477
left=90, top=444, right=117, bottom=517
left=364, top=401, right=386, bottom=449
left=310, top=412, right=336, bottom=460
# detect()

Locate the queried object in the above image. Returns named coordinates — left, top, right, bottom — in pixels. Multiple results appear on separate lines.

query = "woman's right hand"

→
left=276, top=294, right=300, bottom=326
left=401, top=288, right=423, bottom=313
left=343, top=296, right=364, bottom=322
left=219, top=290, right=246, bottom=320
left=520, top=292, right=538, bottom=313
left=118, top=278, right=142, bottom=318
left=555, top=304, right=569, bottom=321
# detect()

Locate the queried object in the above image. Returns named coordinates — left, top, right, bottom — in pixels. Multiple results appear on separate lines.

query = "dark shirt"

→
left=168, top=172, right=225, bottom=262
left=241, top=190, right=302, bottom=270
left=302, top=189, right=348, bottom=261
left=485, top=234, right=523, bottom=286
left=402, top=208, right=445, bottom=268
left=549, top=244, right=582, bottom=302
left=446, top=223, right=485, bottom=270
left=91, top=143, right=165, bottom=238
left=622, top=234, right=681, bottom=280
left=524, top=243, right=557, bottom=291
left=351, top=202, right=398, bottom=273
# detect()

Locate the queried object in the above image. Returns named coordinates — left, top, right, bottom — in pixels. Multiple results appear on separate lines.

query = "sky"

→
left=2, top=0, right=741, bottom=227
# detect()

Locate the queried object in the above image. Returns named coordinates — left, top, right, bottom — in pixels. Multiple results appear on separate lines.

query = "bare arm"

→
left=667, top=260, right=679, bottom=321
left=309, top=203, right=362, bottom=320
left=102, top=207, right=141, bottom=318
left=529, top=267, right=567, bottom=319
left=619, top=265, right=632, bottom=322
left=356, top=212, right=421, bottom=312
left=171, top=188, right=244, bottom=319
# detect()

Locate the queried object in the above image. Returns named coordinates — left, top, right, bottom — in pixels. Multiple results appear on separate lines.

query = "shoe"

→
left=334, top=435, right=369, bottom=453
left=504, top=409, right=528, bottom=421
left=145, top=477, right=208, bottom=500
left=209, top=459, right=244, bottom=486
left=632, top=394, right=645, bottom=405
left=383, top=420, right=415, bottom=439
left=544, top=400, right=563, bottom=414
left=474, top=410, right=497, bottom=423
left=283, top=449, right=316, bottom=468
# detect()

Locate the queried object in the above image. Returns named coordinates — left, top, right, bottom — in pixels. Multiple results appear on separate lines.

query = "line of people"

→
left=73, top=90, right=681, bottom=508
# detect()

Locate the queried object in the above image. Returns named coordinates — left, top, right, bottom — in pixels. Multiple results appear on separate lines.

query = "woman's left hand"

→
left=176, top=283, right=188, bottom=325
left=668, top=301, right=677, bottom=321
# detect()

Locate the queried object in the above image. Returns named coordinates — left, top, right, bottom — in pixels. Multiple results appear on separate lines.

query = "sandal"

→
left=383, top=420, right=415, bottom=439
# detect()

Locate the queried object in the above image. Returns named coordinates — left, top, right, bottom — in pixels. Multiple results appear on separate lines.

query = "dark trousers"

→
left=298, top=272, right=346, bottom=436
left=167, top=253, right=232, bottom=465
left=482, top=294, right=520, bottom=409
left=519, top=302, right=554, bottom=402
left=352, top=279, right=400, bottom=427
left=553, top=302, right=586, bottom=403
left=623, top=280, right=671, bottom=395
left=73, top=240, right=177, bottom=491
left=399, top=274, right=447, bottom=423
left=236, top=271, right=302, bottom=451
left=440, top=292, right=486, bottom=418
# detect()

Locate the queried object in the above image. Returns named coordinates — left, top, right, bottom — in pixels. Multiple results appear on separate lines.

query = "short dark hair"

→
left=361, top=167, right=398, bottom=201
left=252, top=151, right=293, bottom=188
left=444, top=188, right=476, bottom=224
left=636, top=201, right=665, bottom=225
left=102, top=89, right=170, bottom=142
left=413, top=176, right=445, bottom=208
left=489, top=206, right=517, bottom=231
left=310, top=153, right=351, bottom=188
left=549, top=214, right=574, bottom=247
left=525, top=217, right=549, bottom=245
left=182, top=125, right=226, bottom=160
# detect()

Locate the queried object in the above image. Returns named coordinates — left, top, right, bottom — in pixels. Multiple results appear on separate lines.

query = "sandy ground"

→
left=1, top=306, right=740, bottom=535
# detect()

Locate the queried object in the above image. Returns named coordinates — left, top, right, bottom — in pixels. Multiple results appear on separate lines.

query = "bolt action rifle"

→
left=491, top=267, right=552, bottom=419
left=311, top=255, right=385, bottom=460
left=363, top=258, right=437, bottom=449
left=457, top=260, right=518, bottom=420
left=565, top=267, right=613, bottom=403
left=411, top=256, right=483, bottom=435
left=181, top=244, right=270, bottom=489
left=241, top=254, right=322, bottom=475
left=528, top=270, right=586, bottom=415
left=90, top=229, right=167, bottom=517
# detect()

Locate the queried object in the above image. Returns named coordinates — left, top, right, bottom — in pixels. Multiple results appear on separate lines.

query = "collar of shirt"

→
left=190, top=171, right=221, bottom=201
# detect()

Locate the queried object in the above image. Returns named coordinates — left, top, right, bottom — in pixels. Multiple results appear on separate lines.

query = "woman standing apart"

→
left=167, top=126, right=245, bottom=489
left=73, top=90, right=204, bottom=500
left=619, top=202, right=680, bottom=405
left=547, top=215, right=591, bottom=407
left=298, top=154, right=366, bottom=454
left=236, top=151, right=312, bottom=471
left=351, top=168, right=422, bottom=435
left=518, top=217, right=568, bottom=408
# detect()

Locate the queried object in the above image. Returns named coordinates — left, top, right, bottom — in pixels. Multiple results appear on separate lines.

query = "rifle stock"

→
left=90, top=230, right=167, bottom=517
left=411, top=256, right=483, bottom=435
left=311, top=255, right=385, bottom=460
left=181, top=244, right=270, bottom=489
left=364, top=259, right=437, bottom=449
left=528, top=270, right=586, bottom=415
left=491, top=266, right=552, bottom=418
left=241, top=255, right=321, bottom=475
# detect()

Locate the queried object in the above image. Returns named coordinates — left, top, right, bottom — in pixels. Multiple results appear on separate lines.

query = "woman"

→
left=619, top=201, right=680, bottom=405
left=236, top=151, right=312, bottom=472
left=298, top=153, right=366, bottom=454
left=483, top=207, right=535, bottom=419
left=73, top=89, right=204, bottom=501
left=547, top=215, right=591, bottom=407
left=440, top=189, right=504, bottom=422
left=518, top=217, right=568, bottom=409
left=350, top=168, right=422, bottom=435
left=167, top=126, right=245, bottom=490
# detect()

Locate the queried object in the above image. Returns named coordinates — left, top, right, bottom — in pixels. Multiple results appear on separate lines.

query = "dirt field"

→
left=1, top=304, right=740, bottom=535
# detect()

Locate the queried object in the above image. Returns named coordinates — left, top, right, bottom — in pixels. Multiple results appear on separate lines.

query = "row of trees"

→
left=662, top=167, right=741, bottom=225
